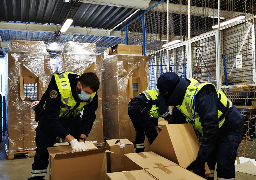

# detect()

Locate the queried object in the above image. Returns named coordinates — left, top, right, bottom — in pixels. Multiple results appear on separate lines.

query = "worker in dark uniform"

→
left=128, top=89, right=171, bottom=153
left=28, top=72, right=100, bottom=180
left=157, top=72, right=244, bottom=180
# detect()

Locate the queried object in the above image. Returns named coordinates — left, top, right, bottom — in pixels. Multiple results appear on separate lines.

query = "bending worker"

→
left=28, top=72, right=100, bottom=180
left=128, top=89, right=171, bottom=153
left=157, top=72, right=244, bottom=180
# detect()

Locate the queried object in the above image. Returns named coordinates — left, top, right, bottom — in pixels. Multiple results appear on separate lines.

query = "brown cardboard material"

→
left=145, top=166, right=206, bottom=180
left=106, top=44, right=143, bottom=55
left=106, top=139, right=134, bottom=172
left=48, top=145, right=106, bottom=180
left=124, top=151, right=178, bottom=171
left=147, top=124, right=210, bottom=177
left=106, top=170, right=156, bottom=180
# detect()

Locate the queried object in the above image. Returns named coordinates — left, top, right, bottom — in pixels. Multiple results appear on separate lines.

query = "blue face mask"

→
left=78, top=85, right=91, bottom=101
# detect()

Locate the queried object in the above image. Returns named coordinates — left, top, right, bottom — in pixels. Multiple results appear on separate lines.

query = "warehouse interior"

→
left=0, top=0, right=256, bottom=180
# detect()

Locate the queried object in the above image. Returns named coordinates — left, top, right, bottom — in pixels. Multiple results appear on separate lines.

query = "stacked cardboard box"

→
left=106, top=151, right=206, bottom=180
left=102, top=46, right=149, bottom=141
left=7, top=41, right=51, bottom=153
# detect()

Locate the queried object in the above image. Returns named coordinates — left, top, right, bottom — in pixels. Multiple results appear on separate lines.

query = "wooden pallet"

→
left=7, top=150, right=36, bottom=160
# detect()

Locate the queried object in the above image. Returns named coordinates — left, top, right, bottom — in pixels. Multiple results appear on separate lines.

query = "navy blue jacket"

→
left=169, top=84, right=219, bottom=161
left=136, top=93, right=171, bottom=120
left=40, top=73, right=98, bottom=139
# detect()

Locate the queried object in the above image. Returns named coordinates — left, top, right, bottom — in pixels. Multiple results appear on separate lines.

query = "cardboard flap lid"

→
left=125, top=152, right=177, bottom=168
left=48, top=145, right=106, bottom=160
left=107, top=139, right=133, bottom=146
left=145, top=166, right=206, bottom=180
left=107, top=170, right=156, bottom=180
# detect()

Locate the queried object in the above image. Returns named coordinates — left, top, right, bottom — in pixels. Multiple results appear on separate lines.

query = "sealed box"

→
left=106, top=170, right=155, bottom=180
left=145, top=166, right=206, bottom=180
left=147, top=124, right=210, bottom=177
left=124, top=151, right=178, bottom=171
left=106, top=139, right=134, bottom=172
left=48, top=145, right=106, bottom=180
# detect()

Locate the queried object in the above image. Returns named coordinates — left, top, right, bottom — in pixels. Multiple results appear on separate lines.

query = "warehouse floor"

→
left=0, top=137, right=255, bottom=180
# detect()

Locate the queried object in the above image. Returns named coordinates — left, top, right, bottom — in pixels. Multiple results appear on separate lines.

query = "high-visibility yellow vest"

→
left=177, top=78, right=232, bottom=133
left=54, top=72, right=96, bottom=117
left=142, top=89, right=160, bottom=118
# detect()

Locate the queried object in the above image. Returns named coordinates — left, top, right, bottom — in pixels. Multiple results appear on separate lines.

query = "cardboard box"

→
left=48, top=145, right=106, bottom=180
left=106, top=170, right=155, bottom=180
left=144, top=120, right=168, bottom=152
left=147, top=124, right=210, bottom=176
left=124, top=152, right=178, bottom=171
left=145, top=166, right=206, bottom=180
left=106, top=139, right=134, bottom=172
left=106, top=44, right=143, bottom=55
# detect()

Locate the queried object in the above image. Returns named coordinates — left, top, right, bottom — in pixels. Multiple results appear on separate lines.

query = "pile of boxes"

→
left=102, top=44, right=149, bottom=141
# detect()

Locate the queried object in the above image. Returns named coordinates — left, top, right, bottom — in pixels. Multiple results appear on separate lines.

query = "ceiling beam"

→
left=149, top=1, right=253, bottom=19
left=0, top=22, right=121, bottom=37
left=80, top=0, right=151, bottom=9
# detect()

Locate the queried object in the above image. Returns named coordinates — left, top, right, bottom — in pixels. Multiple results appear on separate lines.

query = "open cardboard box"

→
left=106, top=170, right=156, bottom=180
left=124, top=151, right=178, bottom=171
left=106, top=139, right=134, bottom=172
left=145, top=165, right=206, bottom=180
left=147, top=124, right=210, bottom=177
left=48, top=144, right=106, bottom=180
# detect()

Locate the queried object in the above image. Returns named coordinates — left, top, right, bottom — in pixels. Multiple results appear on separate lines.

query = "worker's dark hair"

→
left=79, top=72, right=100, bottom=92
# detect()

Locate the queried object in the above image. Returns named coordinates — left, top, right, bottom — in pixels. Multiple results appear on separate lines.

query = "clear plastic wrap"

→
left=102, top=55, right=149, bottom=141
left=7, top=40, right=103, bottom=154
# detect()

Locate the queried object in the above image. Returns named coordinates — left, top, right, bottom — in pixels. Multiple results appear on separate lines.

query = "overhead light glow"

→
left=60, top=18, right=73, bottom=33
left=212, top=16, right=245, bottom=29
left=162, top=40, right=181, bottom=48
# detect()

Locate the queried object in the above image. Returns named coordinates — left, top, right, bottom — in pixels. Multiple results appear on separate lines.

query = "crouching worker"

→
left=157, top=72, right=244, bottom=180
left=28, top=72, right=100, bottom=180
left=128, top=89, right=171, bottom=153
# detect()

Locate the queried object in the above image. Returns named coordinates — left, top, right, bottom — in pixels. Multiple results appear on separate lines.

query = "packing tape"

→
left=154, top=163, right=165, bottom=167
left=158, top=166, right=172, bottom=174
left=123, top=172, right=136, bottom=180
left=137, top=153, right=148, bottom=159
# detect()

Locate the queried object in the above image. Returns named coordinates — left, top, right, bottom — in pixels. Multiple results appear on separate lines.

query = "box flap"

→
left=106, top=170, right=155, bottom=180
left=48, top=145, right=106, bottom=160
left=145, top=166, right=206, bottom=180
left=107, top=139, right=133, bottom=147
left=124, top=152, right=177, bottom=169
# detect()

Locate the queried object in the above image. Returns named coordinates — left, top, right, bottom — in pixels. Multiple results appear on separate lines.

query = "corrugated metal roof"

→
left=0, top=29, right=122, bottom=53
left=0, top=0, right=144, bottom=30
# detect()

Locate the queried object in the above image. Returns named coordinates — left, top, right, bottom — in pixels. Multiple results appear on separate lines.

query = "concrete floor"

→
left=0, top=137, right=255, bottom=180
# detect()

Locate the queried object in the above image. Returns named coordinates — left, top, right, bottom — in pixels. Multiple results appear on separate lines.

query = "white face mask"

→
left=78, top=85, right=91, bottom=101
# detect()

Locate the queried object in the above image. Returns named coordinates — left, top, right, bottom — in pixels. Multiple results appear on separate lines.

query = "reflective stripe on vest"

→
left=54, top=72, right=96, bottom=117
left=142, top=89, right=159, bottom=118
left=177, top=78, right=232, bottom=134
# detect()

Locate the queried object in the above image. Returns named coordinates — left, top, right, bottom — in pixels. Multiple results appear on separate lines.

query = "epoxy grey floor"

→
left=0, top=136, right=255, bottom=180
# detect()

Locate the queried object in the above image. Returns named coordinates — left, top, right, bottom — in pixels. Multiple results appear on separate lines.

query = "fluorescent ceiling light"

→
left=209, top=16, right=225, bottom=20
left=60, top=18, right=73, bottom=33
left=212, top=16, right=245, bottom=29
left=162, top=40, right=181, bottom=48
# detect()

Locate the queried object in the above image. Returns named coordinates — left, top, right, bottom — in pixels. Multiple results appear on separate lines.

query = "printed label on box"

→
left=236, top=54, right=242, bottom=69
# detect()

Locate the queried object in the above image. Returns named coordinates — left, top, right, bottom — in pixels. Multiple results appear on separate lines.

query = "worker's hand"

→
left=186, top=157, right=205, bottom=178
left=70, top=139, right=84, bottom=152
left=79, top=142, right=87, bottom=151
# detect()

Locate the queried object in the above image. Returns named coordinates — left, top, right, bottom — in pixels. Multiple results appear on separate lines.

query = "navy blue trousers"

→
left=32, top=116, right=81, bottom=172
left=128, top=104, right=158, bottom=153
left=207, top=107, right=244, bottom=179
